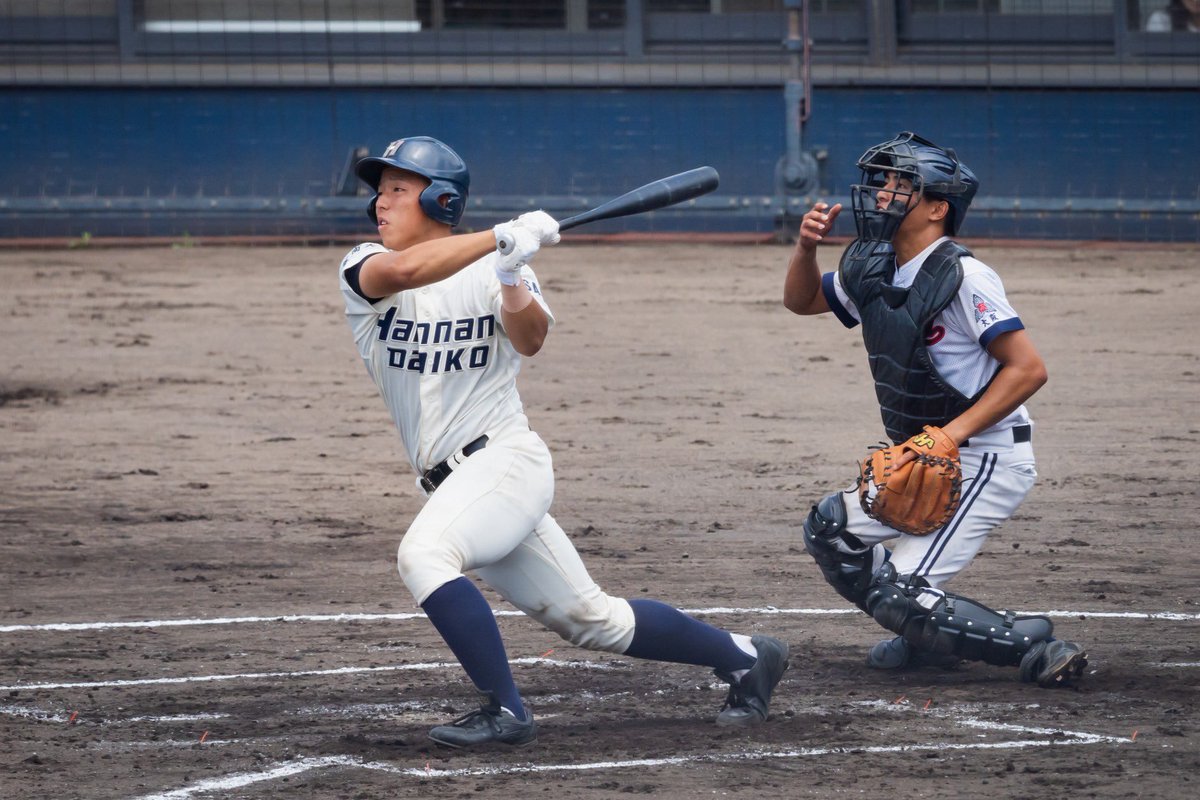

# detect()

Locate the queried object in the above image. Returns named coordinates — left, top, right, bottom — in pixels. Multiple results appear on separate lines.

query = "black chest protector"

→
left=839, top=239, right=991, bottom=444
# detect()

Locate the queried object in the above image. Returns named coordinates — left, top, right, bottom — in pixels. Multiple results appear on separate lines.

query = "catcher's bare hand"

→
left=797, top=202, right=842, bottom=251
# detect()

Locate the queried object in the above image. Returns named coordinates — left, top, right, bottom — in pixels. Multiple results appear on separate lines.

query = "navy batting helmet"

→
left=355, top=136, right=470, bottom=227
left=850, top=132, right=979, bottom=242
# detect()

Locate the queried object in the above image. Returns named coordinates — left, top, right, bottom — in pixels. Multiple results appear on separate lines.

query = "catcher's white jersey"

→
left=823, top=235, right=1031, bottom=438
left=339, top=242, right=555, bottom=473
left=822, top=236, right=1038, bottom=586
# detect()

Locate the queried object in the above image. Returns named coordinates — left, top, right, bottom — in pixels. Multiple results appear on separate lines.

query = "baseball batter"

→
left=340, top=136, right=789, bottom=748
left=783, top=132, right=1087, bottom=686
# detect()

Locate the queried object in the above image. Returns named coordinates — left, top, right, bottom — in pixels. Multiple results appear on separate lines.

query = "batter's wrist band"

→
left=501, top=284, right=535, bottom=313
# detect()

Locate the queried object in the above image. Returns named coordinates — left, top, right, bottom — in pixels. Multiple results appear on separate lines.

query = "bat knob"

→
left=496, top=231, right=515, bottom=255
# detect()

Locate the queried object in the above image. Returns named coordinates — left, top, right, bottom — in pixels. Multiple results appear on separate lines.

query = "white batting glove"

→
left=492, top=221, right=541, bottom=286
left=516, top=210, right=561, bottom=245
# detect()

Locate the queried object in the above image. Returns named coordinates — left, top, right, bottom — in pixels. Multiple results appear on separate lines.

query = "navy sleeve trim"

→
left=822, top=271, right=859, bottom=329
left=979, top=317, right=1024, bottom=350
left=344, top=259, right=385, bottom=304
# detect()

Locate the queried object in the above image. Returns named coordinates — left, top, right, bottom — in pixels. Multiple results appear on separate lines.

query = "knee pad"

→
left=803, top=492, right=885, bottom=611
left=866, top=565, right=1054, bottom=667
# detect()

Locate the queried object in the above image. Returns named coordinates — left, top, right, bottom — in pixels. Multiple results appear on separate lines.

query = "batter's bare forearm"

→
left=501, top=286, right=548, bottom=356
left=360, top=231, right=496, bottom=297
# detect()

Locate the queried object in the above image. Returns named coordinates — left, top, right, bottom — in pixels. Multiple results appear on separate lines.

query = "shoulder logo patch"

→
left=972, top=293, right=999, bottom=327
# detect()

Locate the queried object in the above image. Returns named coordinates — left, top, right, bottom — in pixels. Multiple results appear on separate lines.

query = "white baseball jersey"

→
left=822, top=236, right=1032, bottom=438
left=339, top=242, right=555, bottom=473
left=340, top=242, right=638, bottom=648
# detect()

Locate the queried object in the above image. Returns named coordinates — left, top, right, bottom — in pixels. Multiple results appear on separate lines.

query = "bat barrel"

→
left=558, top=166, right=719, bottom=231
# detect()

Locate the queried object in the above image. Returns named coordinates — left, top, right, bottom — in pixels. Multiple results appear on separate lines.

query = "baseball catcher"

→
left=782, top=132, right=1087, bottom=687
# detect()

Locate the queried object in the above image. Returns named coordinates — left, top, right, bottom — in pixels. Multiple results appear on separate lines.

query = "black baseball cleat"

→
left=428, top=693, right=537, bottom=748
left=714, top=635, right=790, bottom=727
left=1020, top=639, right=1088, bottom=688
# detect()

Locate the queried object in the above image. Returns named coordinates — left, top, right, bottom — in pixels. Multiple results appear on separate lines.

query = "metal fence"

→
left=1, top=1, right=1197, bottom=241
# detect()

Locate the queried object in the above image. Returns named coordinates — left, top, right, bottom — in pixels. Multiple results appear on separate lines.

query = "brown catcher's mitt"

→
left=857, top=425, right=962, bottom=535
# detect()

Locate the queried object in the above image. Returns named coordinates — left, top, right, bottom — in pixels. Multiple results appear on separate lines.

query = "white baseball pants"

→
left=842, top=438, right=1037, bottom=589
left=396, top=426, right=637, bottom=653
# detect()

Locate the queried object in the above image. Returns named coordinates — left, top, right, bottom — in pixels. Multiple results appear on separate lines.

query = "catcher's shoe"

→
left=428, top=693, right=536, bottom=748
left=867, top=637, right=961, bottom=671
left=1019, top=639, right=1088, bottom=688
left=714, top=635, right=790, bottom=727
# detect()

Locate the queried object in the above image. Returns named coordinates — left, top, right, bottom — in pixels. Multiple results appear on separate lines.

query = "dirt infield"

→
left=1, top=241, right=1197, bottom=799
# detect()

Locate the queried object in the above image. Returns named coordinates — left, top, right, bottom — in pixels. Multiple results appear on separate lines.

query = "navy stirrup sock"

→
left=420, top=577, right=526, bottom=720
left=624, top=598, right=756, bottom=674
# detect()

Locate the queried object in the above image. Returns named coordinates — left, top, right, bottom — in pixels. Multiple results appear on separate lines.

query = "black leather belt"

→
left=420, top=435, right=489, bottom=494
left=962, top=424, right=1031, bottom=449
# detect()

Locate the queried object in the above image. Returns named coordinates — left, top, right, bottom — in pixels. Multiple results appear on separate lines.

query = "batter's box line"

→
left=3, top=606, right=1198, bottom=634
left=848, top=698, right=1131, bottom=743
left=0, top=704, right=230, bottom=725
left=0, top=656, right=623, bottom=693
left=131, top=721, right=1132, bottom=800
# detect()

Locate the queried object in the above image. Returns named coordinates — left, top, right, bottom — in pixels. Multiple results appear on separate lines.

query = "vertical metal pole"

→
left=116, top=0, right=136, bottom=61
left=800, top=2, right=811, bottom=123
left=566, top=0, right=587, bottom=32
left=1113, top=0, right=1131, bottom=60
left=784, top=3, right=804, bottom=175
left=866, top=0, right=897, bottom=67
left=779, top=0, right=816, bottom=196
left=625, top=0, right=645, bottom=59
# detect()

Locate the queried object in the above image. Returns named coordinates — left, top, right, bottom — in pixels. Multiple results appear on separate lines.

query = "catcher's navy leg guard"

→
left=803, top=493, right=886, bottom=613
left=865, top=563, right=1053, bottom=667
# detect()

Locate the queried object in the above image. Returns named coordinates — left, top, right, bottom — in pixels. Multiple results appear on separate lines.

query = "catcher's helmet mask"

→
left=356, top=136, right=470, bottom=227
left=850, top=132, right=979, bottom=243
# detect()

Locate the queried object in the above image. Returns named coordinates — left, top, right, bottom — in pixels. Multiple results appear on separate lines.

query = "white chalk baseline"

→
left=2, top=605, right=1197, bottom=634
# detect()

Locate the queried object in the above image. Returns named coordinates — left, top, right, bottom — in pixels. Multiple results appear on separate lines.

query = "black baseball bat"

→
left=558, top=166, right=720, bottom=231
left=495, top=167, right=720, bottom=257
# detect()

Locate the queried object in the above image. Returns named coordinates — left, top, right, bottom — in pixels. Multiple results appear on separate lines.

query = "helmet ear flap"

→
left=367, top=183, right=464, bottom=227
left=418, top=179, right=466, bottom=226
